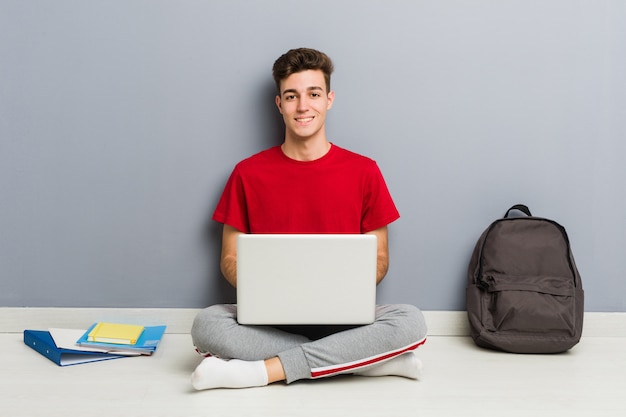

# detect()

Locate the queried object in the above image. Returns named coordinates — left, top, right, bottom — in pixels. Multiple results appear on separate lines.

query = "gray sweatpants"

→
left=191, top=304, right=427, bottom=384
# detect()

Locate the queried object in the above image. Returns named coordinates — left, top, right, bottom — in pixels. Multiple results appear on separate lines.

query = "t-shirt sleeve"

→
left=360, top=162, right=400, bottom=233
left=212, top=166, right=250, bottom=233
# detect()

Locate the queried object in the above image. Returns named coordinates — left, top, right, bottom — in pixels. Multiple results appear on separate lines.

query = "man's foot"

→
left=191, top=356, right=269, bottom=390
left=355, top=351, right=423, bottom=380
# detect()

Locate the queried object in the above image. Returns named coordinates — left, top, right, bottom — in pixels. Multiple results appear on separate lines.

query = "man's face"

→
left=275, top=69, right=334, bottom=142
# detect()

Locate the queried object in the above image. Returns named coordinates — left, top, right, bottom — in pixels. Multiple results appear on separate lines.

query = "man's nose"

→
left=297, top=97, right=309, bottom=111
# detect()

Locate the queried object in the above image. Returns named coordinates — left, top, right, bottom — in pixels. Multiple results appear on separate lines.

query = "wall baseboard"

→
left=1, top=308, right=624, bottom=337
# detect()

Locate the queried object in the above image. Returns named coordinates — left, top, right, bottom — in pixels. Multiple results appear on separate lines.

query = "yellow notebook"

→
left=87, top=323, right=145, bottom=345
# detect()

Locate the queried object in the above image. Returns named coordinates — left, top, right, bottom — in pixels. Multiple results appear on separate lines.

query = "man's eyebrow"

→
left=281, top=86, right=324, bottom=96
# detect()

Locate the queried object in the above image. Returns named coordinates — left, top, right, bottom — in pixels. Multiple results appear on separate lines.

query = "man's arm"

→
left=220, top=224, right=243, bottom=288
left=366, top=226, right=390, bottom=285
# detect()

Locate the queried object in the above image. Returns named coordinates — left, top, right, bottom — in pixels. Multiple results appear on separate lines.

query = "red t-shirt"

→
left=212, top=144, right=400, bottom=234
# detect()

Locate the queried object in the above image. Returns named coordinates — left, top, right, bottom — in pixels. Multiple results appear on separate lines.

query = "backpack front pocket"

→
left=480, top=274, right=577, bottom=336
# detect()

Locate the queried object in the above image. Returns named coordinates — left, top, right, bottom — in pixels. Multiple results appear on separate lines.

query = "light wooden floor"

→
left=2, top=330, right=625, bottom=417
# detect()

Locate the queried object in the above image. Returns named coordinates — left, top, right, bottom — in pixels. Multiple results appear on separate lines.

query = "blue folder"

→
left=24, top=330, right=126, bottom=366
left=76, top=324, right=166, bottom=354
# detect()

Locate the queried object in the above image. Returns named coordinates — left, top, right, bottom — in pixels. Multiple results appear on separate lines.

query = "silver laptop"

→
left=236, top=234, right=377, bottom=325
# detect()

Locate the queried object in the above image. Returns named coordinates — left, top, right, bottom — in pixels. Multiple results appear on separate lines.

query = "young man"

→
left=191, top=48, right=427, bottom=390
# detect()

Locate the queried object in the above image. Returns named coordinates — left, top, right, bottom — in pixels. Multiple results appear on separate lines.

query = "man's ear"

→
left=275, top=95, right=283, bottom=114
left=327, top=90, right=335, bottom=110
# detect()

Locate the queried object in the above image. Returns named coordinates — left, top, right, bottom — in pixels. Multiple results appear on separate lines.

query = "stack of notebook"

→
left=24, top=322, right=166, bottom=366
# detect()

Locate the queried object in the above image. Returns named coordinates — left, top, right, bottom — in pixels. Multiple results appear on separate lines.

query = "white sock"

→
left=355, top=352, right=423, bottom=380
left=191, top=357, right=269, bottom=390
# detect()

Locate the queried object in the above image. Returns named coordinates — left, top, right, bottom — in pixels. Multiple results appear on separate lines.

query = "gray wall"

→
left=1, top=1, right=624, bottom=311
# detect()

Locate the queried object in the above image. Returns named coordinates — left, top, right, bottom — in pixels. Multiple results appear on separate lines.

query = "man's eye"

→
left=285, top=95, right=296, bottom=100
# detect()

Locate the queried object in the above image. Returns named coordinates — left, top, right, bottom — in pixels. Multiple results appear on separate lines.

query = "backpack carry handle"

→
left=504, top=204, right=532, bottom=218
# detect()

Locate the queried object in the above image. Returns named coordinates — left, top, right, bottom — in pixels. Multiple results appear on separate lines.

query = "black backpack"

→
left=466, top=204, right=584, bottom=353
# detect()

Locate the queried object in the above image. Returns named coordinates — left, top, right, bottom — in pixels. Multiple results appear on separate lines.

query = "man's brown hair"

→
left=272, top=48, right=334, bottom=94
